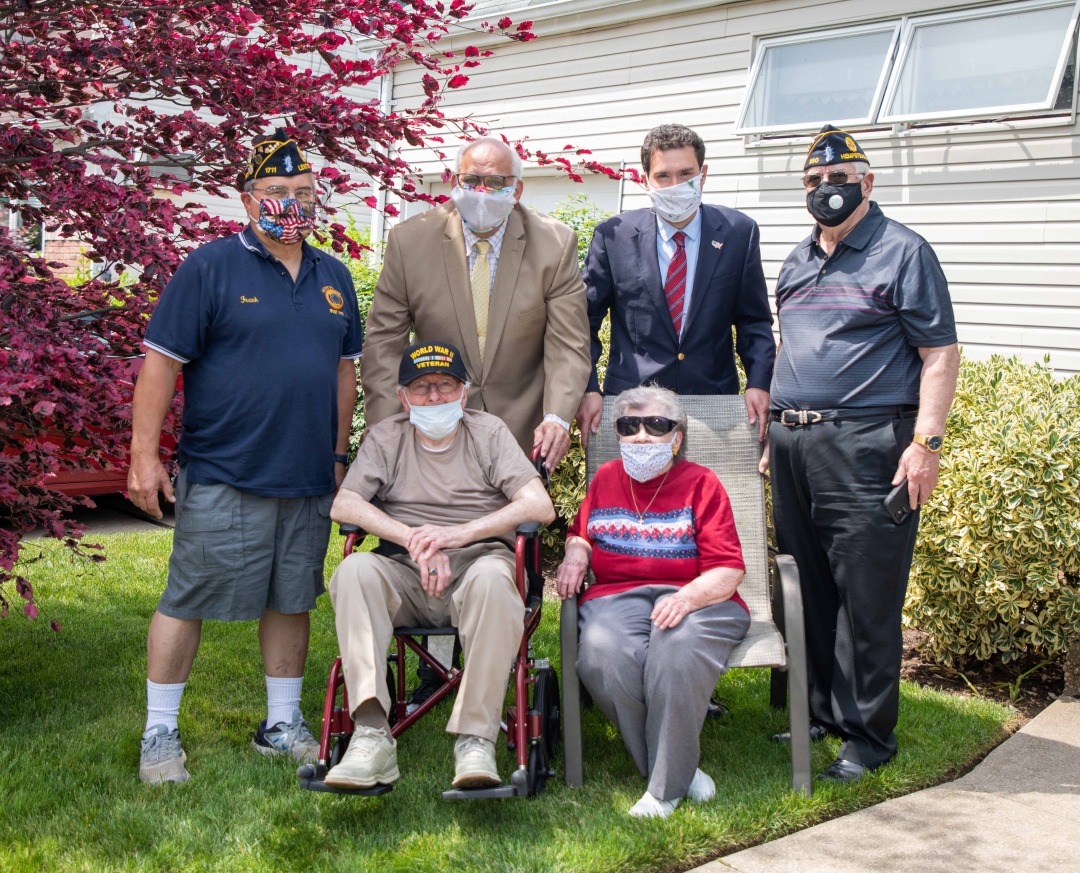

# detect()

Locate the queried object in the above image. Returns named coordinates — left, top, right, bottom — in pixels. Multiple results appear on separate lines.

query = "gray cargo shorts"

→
left=157, top=466, right=335, bottom=622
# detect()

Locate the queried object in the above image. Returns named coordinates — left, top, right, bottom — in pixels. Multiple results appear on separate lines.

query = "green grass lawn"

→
left=1, top=531, right=1014, bottom=873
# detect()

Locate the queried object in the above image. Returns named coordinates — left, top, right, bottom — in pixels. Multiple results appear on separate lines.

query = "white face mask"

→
left=450, top=184, right=517, bottom=233
left=409, top=398, right=464, bottom=440
left=647, top=173, right=703, bottom=224
left=620, top=441, right=675, bottom=483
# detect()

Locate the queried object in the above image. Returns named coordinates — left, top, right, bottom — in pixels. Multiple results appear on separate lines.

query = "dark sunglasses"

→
left=615, top=416, right=679, bottom=437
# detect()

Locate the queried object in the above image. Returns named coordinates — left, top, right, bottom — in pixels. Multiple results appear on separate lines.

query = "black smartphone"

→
left=884, top=479, right=912, bottom=524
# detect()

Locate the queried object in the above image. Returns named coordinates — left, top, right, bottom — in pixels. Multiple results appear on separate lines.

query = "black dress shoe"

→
left=771, top=723, right=829, bottom=744
left=818, top=758, right=867, bottom=782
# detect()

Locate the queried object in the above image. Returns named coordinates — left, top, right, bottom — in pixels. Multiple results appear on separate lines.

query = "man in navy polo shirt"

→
left=128, top=130, right=363, bottom=784
left=766, top=126, right=960, bottom=783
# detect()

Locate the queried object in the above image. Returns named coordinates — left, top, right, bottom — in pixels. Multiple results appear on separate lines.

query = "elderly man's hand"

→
left=744, top=388, right=770, bottom=443
left=893, top=442, right=941, bottom=509
left=575, top=392, right=604, bottom=450
left=406, top=524, right=471, bottom=561
left=555, top=550, right=589, bottom=600
left=417, top=549, right=452, bottom=597
left=651, top=591, right=700, bottom=629
left=533, top=420, right=571, bottom=470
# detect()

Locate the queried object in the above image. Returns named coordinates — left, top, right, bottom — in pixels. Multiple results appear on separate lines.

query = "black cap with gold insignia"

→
left=804, top=124, right=869, bottom=171
left=399, top=341, right=469, bottom=385
left=237, top=128, right=312, bottom=190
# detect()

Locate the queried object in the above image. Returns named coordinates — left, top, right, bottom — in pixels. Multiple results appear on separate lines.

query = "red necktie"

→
left=664, top=231, right=687, bottom=337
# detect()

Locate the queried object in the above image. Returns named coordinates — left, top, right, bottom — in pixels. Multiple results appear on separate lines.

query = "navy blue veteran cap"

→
left=804, top=124, right=869, bottom=171
left=237, top=128, right=312, bottom=190
left=399, top=341, right=468, bottom=385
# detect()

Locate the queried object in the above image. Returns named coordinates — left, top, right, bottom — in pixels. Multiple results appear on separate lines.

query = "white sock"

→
left=266, top=675, right=303, bottom=728
left=146, top=679, right=185, bottom=732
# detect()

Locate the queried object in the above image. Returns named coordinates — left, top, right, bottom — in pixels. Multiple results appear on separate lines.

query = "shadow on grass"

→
left=0, top=532, right=1015, bottom=873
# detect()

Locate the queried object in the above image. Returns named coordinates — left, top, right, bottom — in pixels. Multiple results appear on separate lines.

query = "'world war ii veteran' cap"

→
left=399, top=341, right=469, bottom=385
left=804, top=124, right=869, bottom=170
left=237, top=128, right=312, bottom=190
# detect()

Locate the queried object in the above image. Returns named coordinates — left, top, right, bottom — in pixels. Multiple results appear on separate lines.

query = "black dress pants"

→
left=769, top=414, right=919, bottom=768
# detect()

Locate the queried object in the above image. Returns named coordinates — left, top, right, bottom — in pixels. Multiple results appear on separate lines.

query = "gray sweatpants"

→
left=577, top=585, right=750, bottom=801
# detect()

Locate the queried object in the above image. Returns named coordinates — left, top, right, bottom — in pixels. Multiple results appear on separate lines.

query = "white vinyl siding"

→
left=383, top=0, right=1080, bottom=375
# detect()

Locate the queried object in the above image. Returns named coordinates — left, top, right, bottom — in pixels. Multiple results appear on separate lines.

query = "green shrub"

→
left=905, top=355, right=1080, bottom=666
left=317, top=218, right=379, bottom=454
left=542, top=195, right=610, bottom=548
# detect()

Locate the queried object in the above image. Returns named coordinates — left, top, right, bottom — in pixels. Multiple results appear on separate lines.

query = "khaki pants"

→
left=328, top=542, right=524, bottom=742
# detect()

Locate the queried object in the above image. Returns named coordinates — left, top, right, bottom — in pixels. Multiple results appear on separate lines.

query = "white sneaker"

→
left=324, top=726, right=399, bottom=789
left=452, top=735, right=500, bottom=789
left=686, top=768, right=716, bottom=802
left=139, top=725, right=190, bottom=785
left=628, top=791, right=680, bottom=819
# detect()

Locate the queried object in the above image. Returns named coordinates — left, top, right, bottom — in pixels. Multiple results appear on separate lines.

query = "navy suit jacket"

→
left=584, top=204, right=775, bottom=395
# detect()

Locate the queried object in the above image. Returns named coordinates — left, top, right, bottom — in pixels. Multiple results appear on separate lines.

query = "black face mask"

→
left=806, top=182, right=864, bottom=227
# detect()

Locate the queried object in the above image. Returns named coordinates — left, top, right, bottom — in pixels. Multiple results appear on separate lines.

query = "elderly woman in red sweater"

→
left=556, top=384, right=750, bottom=819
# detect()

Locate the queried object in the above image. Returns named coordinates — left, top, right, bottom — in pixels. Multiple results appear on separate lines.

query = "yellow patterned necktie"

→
left=471, top=239, right=492, bottom=359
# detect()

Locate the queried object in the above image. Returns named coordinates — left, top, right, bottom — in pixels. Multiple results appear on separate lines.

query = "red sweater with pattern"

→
left=568, top=459, right=747, bottom=611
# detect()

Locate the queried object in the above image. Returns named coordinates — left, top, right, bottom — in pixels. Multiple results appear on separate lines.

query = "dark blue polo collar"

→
left=805, top=202, right=887, bottom=253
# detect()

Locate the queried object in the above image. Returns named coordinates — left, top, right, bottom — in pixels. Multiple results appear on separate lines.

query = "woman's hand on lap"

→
left=651, top=592, right=697, bottom=629
left=556, top=541, right=590, bottom=600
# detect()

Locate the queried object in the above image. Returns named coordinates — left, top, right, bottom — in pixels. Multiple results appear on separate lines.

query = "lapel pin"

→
left=711, top=240, right=724, bottom=250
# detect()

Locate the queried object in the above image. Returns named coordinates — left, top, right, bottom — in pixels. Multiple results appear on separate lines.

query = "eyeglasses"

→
left=456, top=174, right=515, bottom=191
left=405, top=378, right=462, bottom=397
left=802, top=172, right=866, bottom=190
left=252, top=186, right=318, bottom=206
left=615, top=416, right=679, bottom=437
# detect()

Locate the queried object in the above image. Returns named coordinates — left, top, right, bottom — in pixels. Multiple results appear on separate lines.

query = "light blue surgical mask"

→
left=409, top=398, right=465, bottom=440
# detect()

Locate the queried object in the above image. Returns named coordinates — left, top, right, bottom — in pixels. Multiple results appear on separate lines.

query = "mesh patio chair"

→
left=559, top=394, right=812, bottom=796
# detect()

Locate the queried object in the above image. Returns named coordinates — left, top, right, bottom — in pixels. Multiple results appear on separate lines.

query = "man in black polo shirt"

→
left=128, top=130, right=363, bottom=784
left=767, top=126, right=960, bottom=782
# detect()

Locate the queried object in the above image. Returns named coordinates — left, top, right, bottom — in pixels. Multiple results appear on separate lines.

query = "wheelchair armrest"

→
left=338, top=523, right=365, bottom=537
left=516, top=521, right=542, bottom=538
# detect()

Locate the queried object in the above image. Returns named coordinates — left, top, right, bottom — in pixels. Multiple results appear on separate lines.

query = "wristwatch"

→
left=333, top=453, right=350, bottom=465
left=912, top=434, right=943, bottom=452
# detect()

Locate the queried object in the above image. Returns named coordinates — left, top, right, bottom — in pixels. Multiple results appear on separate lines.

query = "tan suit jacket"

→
left=362, top=201, right=591, bottom=452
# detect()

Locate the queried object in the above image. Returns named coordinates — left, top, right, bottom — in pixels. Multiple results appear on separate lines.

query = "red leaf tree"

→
left=0, top=0, right=559, bottom=622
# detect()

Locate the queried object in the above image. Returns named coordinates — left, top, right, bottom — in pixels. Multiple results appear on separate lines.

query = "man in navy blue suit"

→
left=576, top=124, right=776, bottom=445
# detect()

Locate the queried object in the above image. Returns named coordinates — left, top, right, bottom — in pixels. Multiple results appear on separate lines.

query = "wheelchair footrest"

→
left=441, top=783, right=523, bottom=800
left=297, top=764, right=394, bottom=797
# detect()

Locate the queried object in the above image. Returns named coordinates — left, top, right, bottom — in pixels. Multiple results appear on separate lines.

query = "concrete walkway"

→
left=700, top=695, right=1079, bottom=873
left=23, top=494, right=174, bottom=539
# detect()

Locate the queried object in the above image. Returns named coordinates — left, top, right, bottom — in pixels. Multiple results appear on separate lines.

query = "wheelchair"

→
left=298, top=451, right=560, bottom=800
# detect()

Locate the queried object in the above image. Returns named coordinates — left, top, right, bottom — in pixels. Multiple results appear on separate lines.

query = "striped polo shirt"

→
left=770, top=202, right=956, bottom=410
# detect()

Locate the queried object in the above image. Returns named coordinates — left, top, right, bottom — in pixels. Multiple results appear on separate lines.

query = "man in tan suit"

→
left=362, top=137, right=591, bottom=470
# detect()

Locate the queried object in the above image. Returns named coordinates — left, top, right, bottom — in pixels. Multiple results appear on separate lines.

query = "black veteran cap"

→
left=399, top=341, right=468, bottom=385
left=237, top=128, right=312, bottom=189
left=804, top=124, right=869, bottom=171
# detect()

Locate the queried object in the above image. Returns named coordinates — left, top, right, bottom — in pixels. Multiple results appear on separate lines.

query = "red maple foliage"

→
left=0, top=1, right=632, bottom=625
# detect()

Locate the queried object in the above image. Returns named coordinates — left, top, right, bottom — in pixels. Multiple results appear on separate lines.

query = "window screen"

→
left=882, top=1, right=1080, bottom=121
left=737, top=27, right=898, bottom=134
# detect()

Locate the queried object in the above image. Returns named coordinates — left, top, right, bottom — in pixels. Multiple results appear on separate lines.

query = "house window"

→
left=734, top=0, right=1080, bottom=136
left=736, top=24, right=901, bottom=135
left=881, top=0, right=1080, bottom=122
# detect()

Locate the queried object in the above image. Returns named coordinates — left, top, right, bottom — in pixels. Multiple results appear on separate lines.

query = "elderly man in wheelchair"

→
left=324, top=342, right=555, bottom=792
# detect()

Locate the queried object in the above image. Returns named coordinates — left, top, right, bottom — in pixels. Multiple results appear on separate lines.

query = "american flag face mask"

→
left=256, top=196, right=314, bottom=244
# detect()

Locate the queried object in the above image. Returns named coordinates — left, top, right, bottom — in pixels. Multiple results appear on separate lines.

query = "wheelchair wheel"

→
left=527, top=742, right=549, bottom=796
left=329, top=732, right=350, bottom=768
left=533, top=666, right=560, bottom=762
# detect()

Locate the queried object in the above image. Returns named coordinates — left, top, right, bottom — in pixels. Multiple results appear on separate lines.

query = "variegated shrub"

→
left=905, top=355, right=1080, bottom=666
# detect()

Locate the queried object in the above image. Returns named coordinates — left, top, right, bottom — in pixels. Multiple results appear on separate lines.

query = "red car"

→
left=47, top=354, right=181, bottom=498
